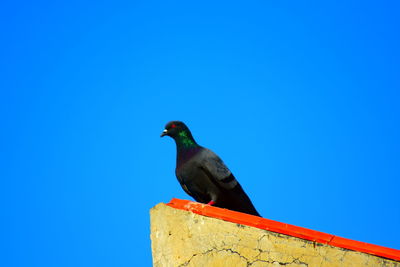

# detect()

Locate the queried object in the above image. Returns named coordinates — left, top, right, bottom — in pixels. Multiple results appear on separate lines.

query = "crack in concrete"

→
left=248, top=257, right=309, bottom=267
left=178, top=246, right=310, bottom=267
left=177, top=253, right=198, bottom=267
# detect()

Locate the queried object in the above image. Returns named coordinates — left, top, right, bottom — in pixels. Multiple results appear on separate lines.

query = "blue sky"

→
left=1, top=1, right=399, bottom=266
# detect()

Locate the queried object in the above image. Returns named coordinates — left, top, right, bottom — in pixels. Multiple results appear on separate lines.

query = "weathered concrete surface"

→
left=150, top=203, right=399, bottom=267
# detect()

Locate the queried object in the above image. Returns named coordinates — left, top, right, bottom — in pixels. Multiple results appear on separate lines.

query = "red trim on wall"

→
left=166, top=198, right=400, bottom=262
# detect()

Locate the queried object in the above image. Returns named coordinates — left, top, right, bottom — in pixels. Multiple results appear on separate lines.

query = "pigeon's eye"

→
left=171, top=124, right=177, bottom=129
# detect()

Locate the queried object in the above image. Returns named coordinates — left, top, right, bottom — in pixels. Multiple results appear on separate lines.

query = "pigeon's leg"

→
left=207, top=193, right=217, bottom=206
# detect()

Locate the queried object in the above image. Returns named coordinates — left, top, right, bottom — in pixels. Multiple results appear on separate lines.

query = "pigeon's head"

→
left=160, top=121, right=189, bottom=138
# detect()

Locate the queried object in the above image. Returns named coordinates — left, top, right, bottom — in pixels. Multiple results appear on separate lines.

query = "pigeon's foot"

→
left=207, top=200, right=216, bottom=206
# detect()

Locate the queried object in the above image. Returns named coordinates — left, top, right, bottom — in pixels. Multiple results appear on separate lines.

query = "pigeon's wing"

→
left=176, top=172, right=210, bottom=203
left=178, top=178, right=193, bottom=197
left=199, top=149, right=238, bottom=190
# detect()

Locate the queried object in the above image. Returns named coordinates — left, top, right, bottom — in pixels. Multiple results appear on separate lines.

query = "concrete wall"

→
left=150, top=203, right=399, bottom=267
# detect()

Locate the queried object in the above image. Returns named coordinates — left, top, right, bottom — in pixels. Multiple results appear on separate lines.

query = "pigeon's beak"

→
left=160, top=129, right=168, bottom=137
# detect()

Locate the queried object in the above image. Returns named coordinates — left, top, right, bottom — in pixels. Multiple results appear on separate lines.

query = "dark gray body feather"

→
left=176, top=148, right=260, bottom=216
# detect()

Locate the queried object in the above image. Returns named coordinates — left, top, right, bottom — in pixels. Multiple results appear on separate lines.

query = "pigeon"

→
left=161, top=121, right=260, bottom=217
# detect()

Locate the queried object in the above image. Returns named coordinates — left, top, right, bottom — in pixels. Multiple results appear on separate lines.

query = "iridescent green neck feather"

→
left=176, top=130, right=197, bottom=149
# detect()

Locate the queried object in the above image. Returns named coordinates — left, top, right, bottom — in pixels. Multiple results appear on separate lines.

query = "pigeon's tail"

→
left=216, top=184, right=261, bottom=217
left=241, top=204, right=261, bottom=217
left=233, top=197, right=261, bottom=217
left=232, top=204, right=260, bottom=217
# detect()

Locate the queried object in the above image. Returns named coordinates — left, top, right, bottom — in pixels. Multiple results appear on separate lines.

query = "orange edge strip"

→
left=166, top=198, right=400, bottom=262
